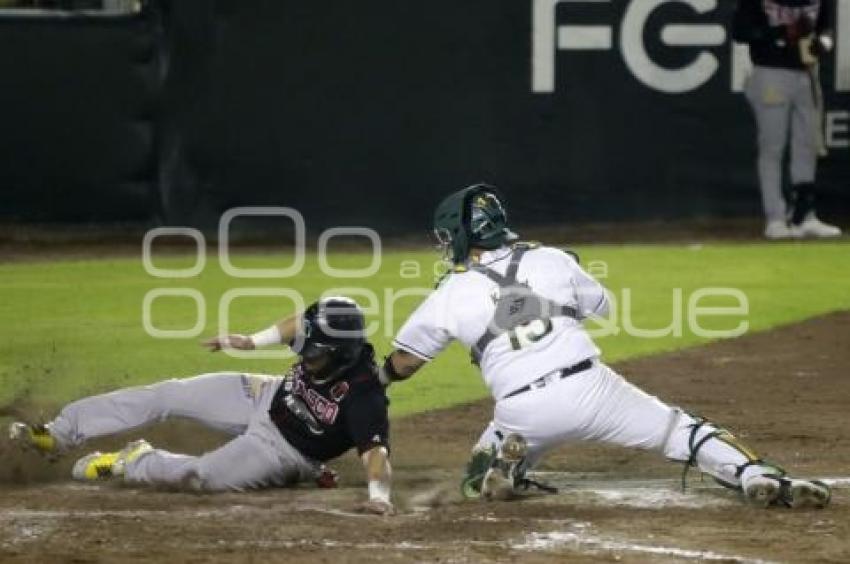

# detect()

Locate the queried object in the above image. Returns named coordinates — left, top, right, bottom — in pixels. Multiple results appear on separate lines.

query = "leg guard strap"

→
left=680, top=415, right=766, bottom=492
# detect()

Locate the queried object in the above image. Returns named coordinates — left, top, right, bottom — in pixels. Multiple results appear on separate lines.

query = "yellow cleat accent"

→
left=9, top=422, right=57, bottom=456
left=72, top=451, right=121, bottom=481
left=72, top=439, right=152, bottom=482
left=112, top=439, right=153, bottom=476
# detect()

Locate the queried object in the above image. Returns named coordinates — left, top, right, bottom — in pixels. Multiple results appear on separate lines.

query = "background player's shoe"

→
left=789, top=214, right=842, bottom=238
left=8, top=422, right=58, bottom=457
left=72, top=439, right=152, bottom=481
left=480, top=433, right=527, bottom=501
left=764, top=220, right=794, bottom=240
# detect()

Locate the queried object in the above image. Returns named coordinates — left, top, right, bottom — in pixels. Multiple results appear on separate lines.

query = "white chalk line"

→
left=2, top=474, right=845, bottom=520
left=0, top=520, right=57, bottom=550
left=2, top=475, right=842, bottom=559
left=0, top=506, right=781, bottom=563
left=0, top=506, right=262, bottom=521
left=526, top=472, right=848, bottom=509
left=532, top=472, right=850, bottom=487
left=514, top=530, right=776, bottom=564
left=183, top=521, right=774, bottom=564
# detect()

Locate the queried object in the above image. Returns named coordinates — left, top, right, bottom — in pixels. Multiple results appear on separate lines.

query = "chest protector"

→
left=468, top=243, right=580, bottom=363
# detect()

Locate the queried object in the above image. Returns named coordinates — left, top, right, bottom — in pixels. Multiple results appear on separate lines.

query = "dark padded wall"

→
left=1, top=1, right=847, bottom=232
left=0, top=13, right=159, bottom=221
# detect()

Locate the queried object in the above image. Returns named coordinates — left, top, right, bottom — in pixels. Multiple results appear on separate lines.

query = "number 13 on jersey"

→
left=509, top=318, right=553, bottom=350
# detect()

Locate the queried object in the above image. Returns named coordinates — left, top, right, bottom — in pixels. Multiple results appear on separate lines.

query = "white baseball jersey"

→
left=393, top=244, right=609, bottom=400
left=396, top=244, right=771, bottom=495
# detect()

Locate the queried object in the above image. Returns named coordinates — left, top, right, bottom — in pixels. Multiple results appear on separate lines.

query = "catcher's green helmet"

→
left=433, top=183, right=518, bottom=264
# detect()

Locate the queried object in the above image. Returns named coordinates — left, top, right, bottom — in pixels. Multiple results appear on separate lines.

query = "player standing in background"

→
left=734, top=0, right=842, bottom=239
left=10, top=297, right=395, bottom=515
left=379, top=183, right=831, bottom=508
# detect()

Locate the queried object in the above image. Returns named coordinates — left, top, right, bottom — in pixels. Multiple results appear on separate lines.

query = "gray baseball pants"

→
left=48, top=372, right=319, bottom=491
left=744, top=65, right=819, bottom=223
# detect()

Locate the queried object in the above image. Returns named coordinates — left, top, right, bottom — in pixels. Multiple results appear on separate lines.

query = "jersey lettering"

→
left=509, top=318, right=554, bottom=350
left=292, top=377, right=340, bottom=425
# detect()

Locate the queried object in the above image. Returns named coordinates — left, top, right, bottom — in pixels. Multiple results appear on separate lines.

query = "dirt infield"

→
left=2, top=312, right=849, bottom=563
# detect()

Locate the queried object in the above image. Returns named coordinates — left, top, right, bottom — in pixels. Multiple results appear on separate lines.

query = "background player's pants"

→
left=48, top=373, right=319, bottom=491
left=744, top=66, right=819, bottom=223
left=474, top=362, right=767, bottom=489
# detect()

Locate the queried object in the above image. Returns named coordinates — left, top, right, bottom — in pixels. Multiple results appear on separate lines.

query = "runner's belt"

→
left=502, top=359, right=593, bottom=400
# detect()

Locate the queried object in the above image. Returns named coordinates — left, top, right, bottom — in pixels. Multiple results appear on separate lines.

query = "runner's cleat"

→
left=8, top=422, right=57, bottom=456
left=72, top=439, right=152, bottom=481
left=72, top=451, right=121, bottom=481
left=111, top=439, right=153, bottom=477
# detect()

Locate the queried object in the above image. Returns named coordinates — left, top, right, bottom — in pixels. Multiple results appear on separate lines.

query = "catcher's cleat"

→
left=783, top=479, right=831, bottom=509
left=481, top=433, right=528, bottom=501
left=744, top=474, right=784, bottom=508
left=744, top=474, right=831, bottom=509
left=9, top=422, right=58, bottom=457
left=72, top=439, right=152, bottom=482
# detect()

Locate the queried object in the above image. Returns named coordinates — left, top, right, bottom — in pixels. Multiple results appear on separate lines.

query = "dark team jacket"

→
left=733, top=0, right=835, bottom=69
left=268, top=345, right=390, bottom=462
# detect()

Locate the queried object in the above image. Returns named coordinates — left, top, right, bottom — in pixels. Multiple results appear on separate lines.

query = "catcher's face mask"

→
left=432, top=184, right=517, bottom=265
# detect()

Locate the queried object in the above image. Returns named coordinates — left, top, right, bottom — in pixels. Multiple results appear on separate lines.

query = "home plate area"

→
left=1, top=313, right=849, bottom=562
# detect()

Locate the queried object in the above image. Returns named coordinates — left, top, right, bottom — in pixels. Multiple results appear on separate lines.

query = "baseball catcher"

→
left=379, top=183, right=830, bottom=509
left=9, top=297, right=395, bottom=515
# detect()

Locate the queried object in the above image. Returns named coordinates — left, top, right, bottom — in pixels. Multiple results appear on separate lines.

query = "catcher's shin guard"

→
left=674, top=415, right=833, bottom=509
left=664, top=411, right=775, bottom=492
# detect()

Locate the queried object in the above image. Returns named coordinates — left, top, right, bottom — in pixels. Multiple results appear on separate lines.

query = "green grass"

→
left=1, top=241, right=849, bottom=417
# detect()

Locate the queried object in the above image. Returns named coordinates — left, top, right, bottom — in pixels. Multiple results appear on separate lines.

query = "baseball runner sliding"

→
left=10, top=297, right=395, bottom=515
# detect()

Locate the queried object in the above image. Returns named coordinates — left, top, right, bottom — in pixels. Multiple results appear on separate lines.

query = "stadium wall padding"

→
left=0, top=0, right=847, bottom=232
